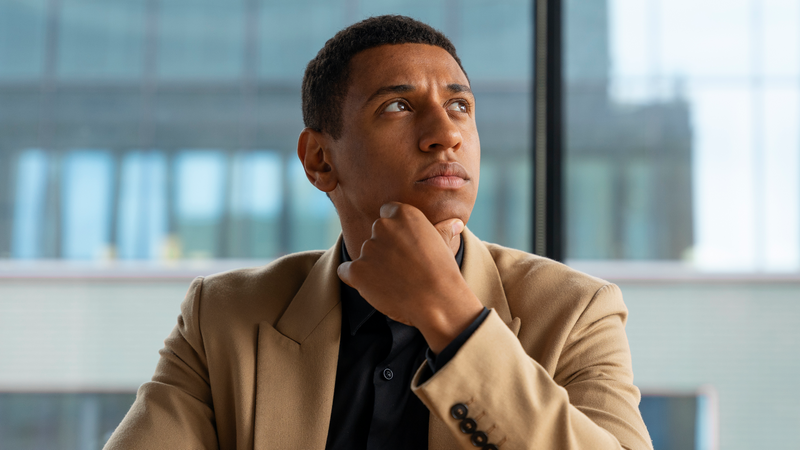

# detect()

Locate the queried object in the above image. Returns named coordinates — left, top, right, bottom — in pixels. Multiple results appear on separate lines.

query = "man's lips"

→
left=416, top=162, right=470, bottom=188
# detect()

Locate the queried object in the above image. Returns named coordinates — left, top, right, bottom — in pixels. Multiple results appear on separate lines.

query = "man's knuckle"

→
left=372, top=218, right=388, bottom=233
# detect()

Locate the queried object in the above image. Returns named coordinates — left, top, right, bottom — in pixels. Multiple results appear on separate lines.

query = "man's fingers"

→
left=433, top=218, right=465, bottom=246
left=377, top=200, right=463, bottom=247
left=337, top=262, right=356, bottom=288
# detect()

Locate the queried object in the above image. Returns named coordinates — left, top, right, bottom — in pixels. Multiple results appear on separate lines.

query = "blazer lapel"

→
left=253, top=238, right=343, bottom=449
left=461, top=228, right=518, bottom=333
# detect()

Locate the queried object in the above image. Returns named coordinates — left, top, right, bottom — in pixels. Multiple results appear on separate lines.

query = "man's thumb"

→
left=337, top=262, right=355, bottom=288
left=434, top=218, right=465, bottom=245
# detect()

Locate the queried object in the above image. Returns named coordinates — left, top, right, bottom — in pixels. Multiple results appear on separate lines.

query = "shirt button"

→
left=382, top=367, right=394, bottom=380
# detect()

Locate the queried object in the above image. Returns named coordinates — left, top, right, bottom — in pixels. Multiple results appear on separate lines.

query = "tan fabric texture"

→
left=104, top=229, right=652, bottom=450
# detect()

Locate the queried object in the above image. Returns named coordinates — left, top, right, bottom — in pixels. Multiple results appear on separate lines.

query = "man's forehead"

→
left=347, top=43, right=469, bottom=95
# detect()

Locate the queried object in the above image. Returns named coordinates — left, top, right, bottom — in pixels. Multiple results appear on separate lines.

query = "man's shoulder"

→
left=478, top=240, right=619, bottom=316
left=481, top=240, right=609, bottom=290
left=193, top=250, right=329, bottom=325
left=475, top=240, right=628, bottom=369
left=203, top=250, right=326, bottom=289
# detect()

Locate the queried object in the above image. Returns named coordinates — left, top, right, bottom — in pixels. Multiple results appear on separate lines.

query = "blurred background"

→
left=0, top=0, right=798, bottom=448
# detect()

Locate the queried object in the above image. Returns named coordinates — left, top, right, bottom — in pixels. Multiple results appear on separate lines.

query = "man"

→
left=106, top=15, right=652, bottom=450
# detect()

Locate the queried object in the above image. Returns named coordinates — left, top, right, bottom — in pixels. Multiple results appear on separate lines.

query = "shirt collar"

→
left=340, top=235, right=465, bottom=336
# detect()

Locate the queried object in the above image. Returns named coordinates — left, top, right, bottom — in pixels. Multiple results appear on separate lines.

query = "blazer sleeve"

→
left=411, top=284, right=653, bottom=450
left=104, top=277, right=220, bottom=450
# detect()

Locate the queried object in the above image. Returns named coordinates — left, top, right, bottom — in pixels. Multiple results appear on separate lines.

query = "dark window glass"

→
left=58, top=0, right=146, bottom=79
left=0, top=0, right=47, bottom=79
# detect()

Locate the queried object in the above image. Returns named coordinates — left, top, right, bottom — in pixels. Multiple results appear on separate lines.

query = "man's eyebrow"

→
left=365, top=84, right=415, bottom=104
left=447, top=83, right=472, bottom=95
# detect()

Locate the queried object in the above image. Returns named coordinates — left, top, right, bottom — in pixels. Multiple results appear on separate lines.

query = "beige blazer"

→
left=105, top=229, right=652, bottom=450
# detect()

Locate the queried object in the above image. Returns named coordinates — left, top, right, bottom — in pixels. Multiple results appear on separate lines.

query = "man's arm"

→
left=104, top=277, right=219, bottom=450
left=412, top=286, right=653, bottom=450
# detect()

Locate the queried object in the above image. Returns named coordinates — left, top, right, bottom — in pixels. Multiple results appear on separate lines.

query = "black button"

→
left=471, top=431, right=488, bottom=447
left=450, top=403, right=468, bottom=420
left=459, top=418, right=477, bottom=434
left=382, top=368, right=394, bottom=380
left=482, top=445, right=498, bottom=450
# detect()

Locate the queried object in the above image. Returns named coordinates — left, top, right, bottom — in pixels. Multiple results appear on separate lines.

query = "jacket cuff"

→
left=425, top=307, right=490, bottom=374
left=412, top=309, right=521, bottom=448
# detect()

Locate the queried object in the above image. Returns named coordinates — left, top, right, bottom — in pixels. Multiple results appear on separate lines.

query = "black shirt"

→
left=325, top=238, right=490, bottom=450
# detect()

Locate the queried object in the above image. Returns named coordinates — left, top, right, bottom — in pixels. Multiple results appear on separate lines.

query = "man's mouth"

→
left=416, top=162, right=470, bottom=189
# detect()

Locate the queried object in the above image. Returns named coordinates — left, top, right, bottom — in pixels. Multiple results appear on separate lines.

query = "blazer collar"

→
left=274, top=235, right=344, bottom=344
left=460, top=228, right=515, bottom=329
left=254, top=237, right=344, bottom=449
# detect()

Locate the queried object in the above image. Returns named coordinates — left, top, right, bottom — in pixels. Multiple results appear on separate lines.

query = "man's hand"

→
left=337, top=202, right=484, bottom=354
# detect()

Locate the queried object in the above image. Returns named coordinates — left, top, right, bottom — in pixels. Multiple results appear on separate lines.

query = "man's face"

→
left=328, top=43, right=480, bottom=227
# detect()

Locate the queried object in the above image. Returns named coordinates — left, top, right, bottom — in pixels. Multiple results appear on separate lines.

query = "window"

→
left=0, top=1, right=532, bottom=446
left=563, top=0, right=800, bottom=448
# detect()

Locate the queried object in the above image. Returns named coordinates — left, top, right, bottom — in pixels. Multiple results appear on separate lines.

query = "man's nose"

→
left=418, top=106, right=463, bottom=153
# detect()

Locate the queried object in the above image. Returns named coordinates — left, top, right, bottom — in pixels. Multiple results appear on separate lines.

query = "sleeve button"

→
left=450, top=403, right=469, bottom=420
left=459, top=418, right=477, bottom=434
left=470, top=431, right=488, bottom=447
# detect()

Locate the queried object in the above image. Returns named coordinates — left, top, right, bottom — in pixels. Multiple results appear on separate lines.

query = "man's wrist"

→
left=425, top=307, right=490, bottom=375
left=416, top=289, right=484, bottom=354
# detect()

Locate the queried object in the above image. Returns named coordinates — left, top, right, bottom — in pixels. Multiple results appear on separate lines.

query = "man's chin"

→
left=415, top=201, right=473, bottom=230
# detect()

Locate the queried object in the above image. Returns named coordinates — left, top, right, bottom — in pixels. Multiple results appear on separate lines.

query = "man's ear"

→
left=297, top=127, right=338, bottom=193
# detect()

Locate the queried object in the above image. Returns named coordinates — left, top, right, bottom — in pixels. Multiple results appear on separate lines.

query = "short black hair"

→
left=302, top=15, right=467, bottom=140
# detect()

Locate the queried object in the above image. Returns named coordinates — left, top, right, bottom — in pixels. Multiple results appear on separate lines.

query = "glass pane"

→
left=12, top=150, right=48, bottom=259
left=0, top=393, right=137, bottom=449
left=258, top=0, right=346, bottom=80
left=0, top=0, right=47, bottom=79
left=57, top=0, right=146, bottom=79
left=566, top=0, right=800, bottom=271
left=60, top=150, right=114, bottom=259
left=0, top=7, right=533, bottom=448
left=117, top=151, right=168, bottom=260
left=565, top=0, right=800, bottom=448
left=1, top=0, right=531, bottom=265
left=157, top=0, right=245, bottom=79
left=460, top=0, right=532, bottom=81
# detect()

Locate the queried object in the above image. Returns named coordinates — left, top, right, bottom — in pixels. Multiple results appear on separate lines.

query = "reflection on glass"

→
left=118, top=151, right=167, bottom=260
left=565, top=1, right=800, bottom=449
left=58, top=0, right=146, bottom=79
left=258, top=0, right=345, bottom=80
left=0, top=0, right=47, bottom=79
left=158, top=0, right=245, bottom=80
left=61, top=150, right=114, bottom=260
left=175, top=150, right=226, bottom=258
left=0, top=3, right=533, bottom=450
left=1, top=0, right=532, bottom=264
left=0, top=393, right=137, bottom=449
left=12, top=150, right=48, bottom=259
left=565, top=0, right=800, bottom=272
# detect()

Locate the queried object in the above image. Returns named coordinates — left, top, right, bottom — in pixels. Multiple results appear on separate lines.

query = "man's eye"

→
left=448, top=101, right=468, bottom=113
left=384, top=101, right=408, bottom=112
